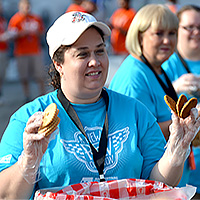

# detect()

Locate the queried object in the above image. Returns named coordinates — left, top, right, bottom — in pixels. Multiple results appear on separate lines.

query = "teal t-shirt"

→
left=0, top=88, right=166, bottom=197
left=109, top=54, right=172, bottom=123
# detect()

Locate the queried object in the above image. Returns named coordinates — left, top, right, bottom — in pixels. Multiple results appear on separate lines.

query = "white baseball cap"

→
left=46, top=11, right=111, bottom=58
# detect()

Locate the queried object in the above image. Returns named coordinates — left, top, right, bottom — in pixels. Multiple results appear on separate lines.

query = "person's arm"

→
left=0, top=158, right=36, bottom=199
left=150, top=108, right=200, bottom=186
left=0, top=112, right=50, bottom=199
left=0, top=29, right=18, bottom=41
left=150, top=150, right=184, bottom=186
left=158, top=120, right=172, bottom=141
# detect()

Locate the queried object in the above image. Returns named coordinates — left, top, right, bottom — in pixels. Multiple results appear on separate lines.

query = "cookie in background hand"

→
left=176, top=94, right=187, bottom=117
left=165, top=94, right=199, bottom=147
left=164, top=95, right=177, bottom=114
left=164, top=94, right=197, bottom=119
left=180, top=97, right=197, bottom=119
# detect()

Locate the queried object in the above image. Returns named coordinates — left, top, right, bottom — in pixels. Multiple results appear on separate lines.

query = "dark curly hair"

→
left=48, top=45, right=70, bottom=89
left=48, top=25, right=105, bottom=90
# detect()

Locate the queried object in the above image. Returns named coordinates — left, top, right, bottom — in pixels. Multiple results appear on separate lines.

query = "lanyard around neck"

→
left=140, top=54, right=178, bottom=102
left=57, top=88, right=109, bottom=182
left=176, top=50, right=191, bottom=73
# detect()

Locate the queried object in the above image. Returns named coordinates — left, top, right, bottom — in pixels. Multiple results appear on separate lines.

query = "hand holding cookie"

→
left=164, top=94, right=200, bottom=147
left=19, top=103, right=60, bottom=184
left=164, top=94, right=200, bottom=168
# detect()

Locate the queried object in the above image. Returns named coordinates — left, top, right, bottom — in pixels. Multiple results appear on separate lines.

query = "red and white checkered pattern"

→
left=34, top=178, right=195, bottom=200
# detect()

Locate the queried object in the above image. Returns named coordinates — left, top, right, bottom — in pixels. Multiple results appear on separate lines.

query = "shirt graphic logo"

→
left=0, top=154, right=12, bottom=164
left=61, top=126, right=130, bottom=173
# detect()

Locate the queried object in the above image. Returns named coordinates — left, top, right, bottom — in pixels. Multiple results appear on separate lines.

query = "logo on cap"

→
left=72, top=12, right=86, bottom=23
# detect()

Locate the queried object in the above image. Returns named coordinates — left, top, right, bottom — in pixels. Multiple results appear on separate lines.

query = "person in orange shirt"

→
left=8, top=0, right=46, bottom=103
left=0, top=2, right=9, bottom=105
left=165, top=0, right=181, bottom=14
left=66, top=0, right=96, bottom=14
left=109, top=0, right=136, bottom=55
left=66, top=0, right=87, bottom=13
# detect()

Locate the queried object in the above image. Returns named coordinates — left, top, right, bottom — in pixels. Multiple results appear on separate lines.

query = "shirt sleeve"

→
left=0, top=115, right=25, bottom=172
left=135, top=100, right=166, bottom=179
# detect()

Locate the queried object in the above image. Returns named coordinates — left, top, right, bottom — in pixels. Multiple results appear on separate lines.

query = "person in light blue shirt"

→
left=162, top=5, right=200, bottom=199
left=109, top=4, right=178, bottom=141
left=0, top=11, right=199, bottom=199
left=109, top=55, right=172, bottom=126
left=109, top=4, right=191, bottom=188
left=163, top=52, right=200, bottom=101
left=0, top=88, right=167, bottom=198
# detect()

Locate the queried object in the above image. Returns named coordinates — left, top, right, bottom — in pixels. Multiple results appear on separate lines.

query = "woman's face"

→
left=178, top=10, right=200, bottom=54
left=56, top=27, right=109, bottom=102
left=140, top=26, right=177, bottom=67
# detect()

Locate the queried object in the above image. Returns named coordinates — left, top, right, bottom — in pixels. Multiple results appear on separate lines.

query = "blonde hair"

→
left=126, top=4, right=179, bottom=56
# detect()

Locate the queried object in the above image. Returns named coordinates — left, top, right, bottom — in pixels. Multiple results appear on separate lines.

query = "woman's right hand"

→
left=18, top=112, right=51, bottom=184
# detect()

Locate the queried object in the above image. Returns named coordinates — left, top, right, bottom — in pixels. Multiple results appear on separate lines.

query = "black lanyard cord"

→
left=140, top=54, right=178, bottom=102
left=57, top=88, right=109, bottom=181
left=176, top=50, right=191, bottom=73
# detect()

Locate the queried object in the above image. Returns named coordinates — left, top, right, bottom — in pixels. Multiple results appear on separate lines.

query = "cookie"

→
left=39, top=103, right=58, bottom=129
left=165, top=95, right=198, bottom=146
left=179, top=97, right=197, bottom=119
left=164, top=95, right=177, bottom=114
left=38, top=103, right=60, bottom=136
left=176, top=94, right=187, bottom=117
left=38, top=116, right=60, bottom=136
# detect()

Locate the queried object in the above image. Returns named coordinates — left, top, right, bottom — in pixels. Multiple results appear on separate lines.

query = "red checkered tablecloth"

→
left=34, top=178, right=196, bottom=200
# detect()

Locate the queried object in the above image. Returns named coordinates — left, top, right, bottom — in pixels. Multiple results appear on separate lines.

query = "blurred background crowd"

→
left=1, top=0, right=200, bottom=81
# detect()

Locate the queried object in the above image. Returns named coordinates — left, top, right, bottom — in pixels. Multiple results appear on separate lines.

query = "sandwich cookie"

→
left=38, top=103, right=60, bottom=136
